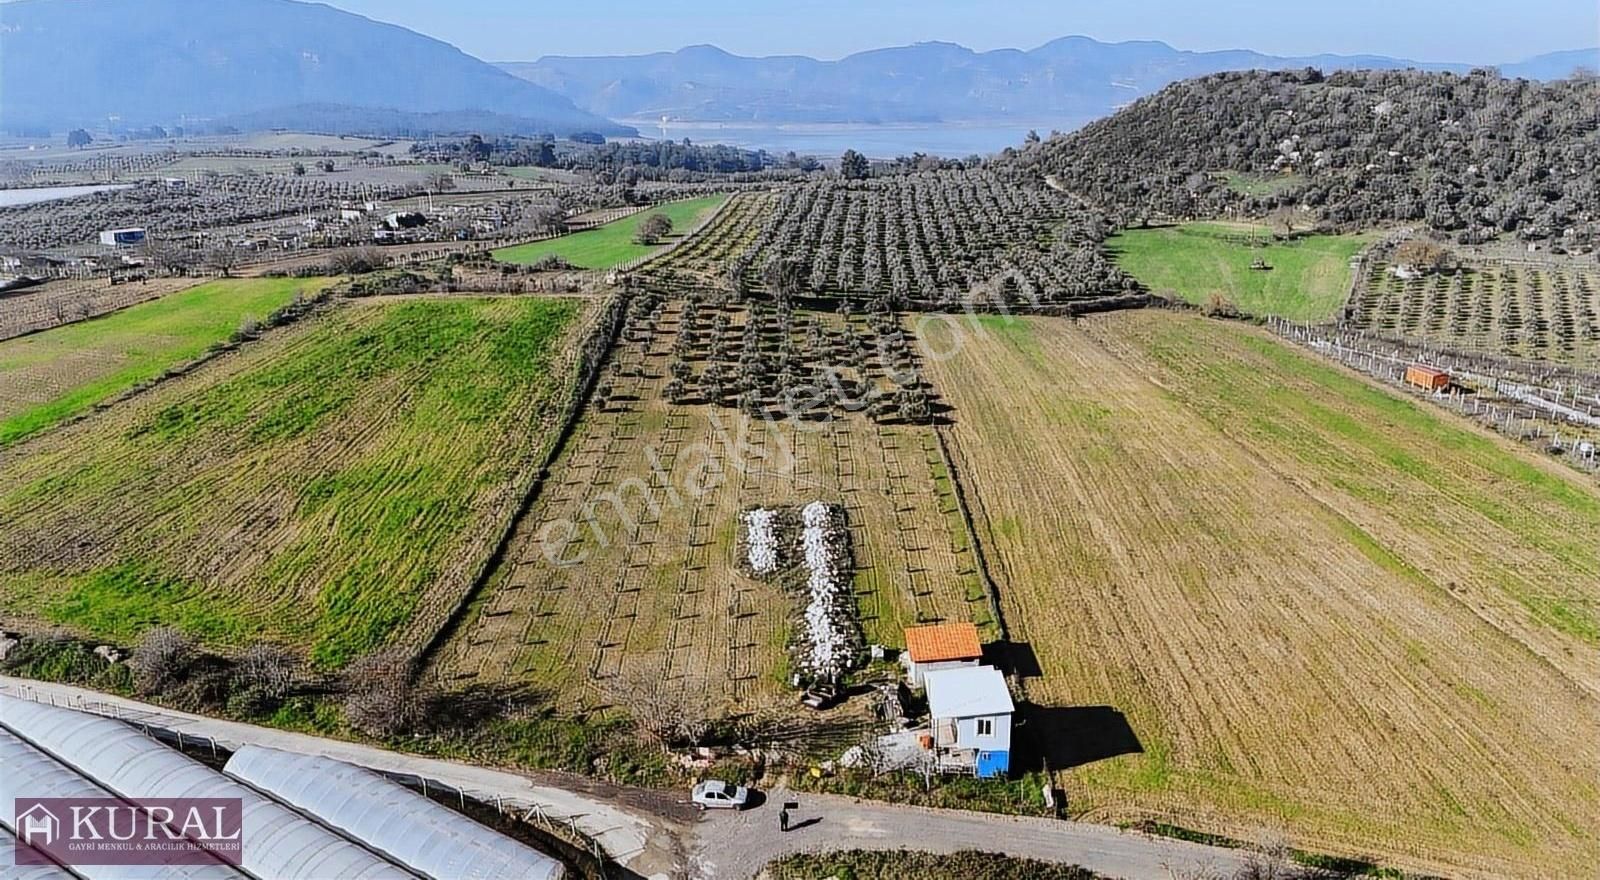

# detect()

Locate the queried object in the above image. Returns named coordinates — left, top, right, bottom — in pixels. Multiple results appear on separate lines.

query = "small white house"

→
left=901, top=622, right=983, bottom=688
left=924, top=664, right=1014, bottom=778
left=98, top=227, right=146, bottom=247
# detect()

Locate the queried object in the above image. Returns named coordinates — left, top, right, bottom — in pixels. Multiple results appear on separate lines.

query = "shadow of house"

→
left=1013, top=704, right=1142, bottom=772
left=983, top=640, right=1042, bottom=680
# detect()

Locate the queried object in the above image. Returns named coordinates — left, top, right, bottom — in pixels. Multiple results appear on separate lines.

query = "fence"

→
left=1267, top=317, right=1600, bottom=476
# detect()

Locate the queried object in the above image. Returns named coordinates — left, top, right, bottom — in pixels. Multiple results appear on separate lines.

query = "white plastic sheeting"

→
left=0, top=728, right=244, bottom=880
left=0, top=697, right=416, bottom=880
left=797, top=501, right=859, bottom=679
left=224, top=746, right=565, bottom=880
left=0, top=825, right=80, bottom=880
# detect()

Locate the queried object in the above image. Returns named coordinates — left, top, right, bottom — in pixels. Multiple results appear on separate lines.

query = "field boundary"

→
left=929, top=422, right=1009, bottom=642
left=413, top=291, right=634, bottom=673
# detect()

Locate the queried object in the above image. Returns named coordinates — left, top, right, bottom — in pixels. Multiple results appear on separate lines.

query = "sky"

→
left=314, top=0, right=1599, bottom=63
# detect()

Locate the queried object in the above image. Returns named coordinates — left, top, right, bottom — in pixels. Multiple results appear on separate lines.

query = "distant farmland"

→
left=494, top=195, right=727, bottom=269
left=1108, top=222, right=1370, bottom=321
left=0, top=277, right=332, bottom=447
left=923, top=310, right=1600, bottom=878
left=0, top=296, right=587, bottom=667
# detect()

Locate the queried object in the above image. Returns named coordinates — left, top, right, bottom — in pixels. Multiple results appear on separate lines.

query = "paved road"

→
left=0, top=677, right=688, bottom=880
left=690, top=788, right=1256, bottom=880
left=2, top=677, right=1259, bottom=880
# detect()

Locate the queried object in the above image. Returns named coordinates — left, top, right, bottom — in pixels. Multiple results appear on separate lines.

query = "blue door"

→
left=976, top=749, right=1009, bottom=778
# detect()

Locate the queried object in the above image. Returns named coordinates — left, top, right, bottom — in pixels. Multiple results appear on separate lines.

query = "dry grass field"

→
left=0, top=295, right=588, bottom=668
left=922, top=309, right=1600, bottom=878
left=434, top=295, right=991, bottom=714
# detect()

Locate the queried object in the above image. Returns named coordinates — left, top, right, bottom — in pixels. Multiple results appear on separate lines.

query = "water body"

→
left=0, top=183, right=132, bottom=207
left=627, top=120, right=1093, bottom=160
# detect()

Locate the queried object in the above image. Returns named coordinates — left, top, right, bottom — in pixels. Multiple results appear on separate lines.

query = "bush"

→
left=765, top=849, right=1102, bottom=880
left=129, top=627, right=196, bottom=696
left=342, top=648, right=433, bottom=738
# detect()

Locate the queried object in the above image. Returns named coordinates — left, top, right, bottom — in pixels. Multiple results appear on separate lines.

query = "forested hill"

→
left=0, top=0, right=632, bottom=136
left=1004, top=69, right=1600, bottom=249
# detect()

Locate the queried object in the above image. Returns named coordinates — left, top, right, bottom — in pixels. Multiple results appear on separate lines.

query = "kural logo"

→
left=16, top=802, right=60, bottom=846
left=13, top=798, right=243, bottom=867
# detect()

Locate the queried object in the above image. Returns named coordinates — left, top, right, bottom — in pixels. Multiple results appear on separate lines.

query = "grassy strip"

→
left=1125, top=821, right=1423, bottom=878
left=493, top=195, right=727, bottom=269
left=0, top=277, right=333, bottom=446
left=1107, top=222, right=1371, bottom=321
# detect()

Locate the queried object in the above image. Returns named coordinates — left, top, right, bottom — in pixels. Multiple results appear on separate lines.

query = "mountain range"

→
left=502, top=39, right=1599, bottom=125
left=0, top=0, right=631, bottom=135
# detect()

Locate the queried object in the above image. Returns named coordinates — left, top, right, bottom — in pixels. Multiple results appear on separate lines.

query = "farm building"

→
left=902, top=622, right=984, bottom=687
left=1404, top=364, right=1450, bottom=392
left=924, top=665, right=1014, bottom=778
left=97, top=227, right=146, bottom=247
left=0, top=697, right=566, bottom=879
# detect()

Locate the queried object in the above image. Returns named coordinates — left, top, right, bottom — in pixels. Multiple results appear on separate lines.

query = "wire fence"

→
left=1267, top=317, right=1600, bottom=476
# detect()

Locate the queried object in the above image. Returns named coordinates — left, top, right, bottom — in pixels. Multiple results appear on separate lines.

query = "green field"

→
left=0, top=296, right=584, bottom=667
left=0, top=278, right=333, bottom=447
left=1108, top=222, right=1372, bottom=321
left=493, top=195, right=727, bottom=269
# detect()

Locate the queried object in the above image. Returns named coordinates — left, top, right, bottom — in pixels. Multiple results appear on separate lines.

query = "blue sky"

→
left=317, top=0, right=1598, bottom=63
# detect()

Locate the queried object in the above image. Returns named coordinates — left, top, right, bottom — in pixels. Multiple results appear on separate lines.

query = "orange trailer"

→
left=1404, top=364, right=1450, bottom=392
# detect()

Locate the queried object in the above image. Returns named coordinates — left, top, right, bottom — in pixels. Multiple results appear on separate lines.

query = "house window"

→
left=976, top=718, right=994, bottom=737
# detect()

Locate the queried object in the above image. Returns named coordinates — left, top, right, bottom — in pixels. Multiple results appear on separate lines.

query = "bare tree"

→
left=204, top=244, right=245, bottom=277
left=130, top=627, right=195, bottom=696
left=1393, top=238, right=1453, bottom=274
left=605, top=667, right=715, bottom=747
left=1237, top=830, right=1296, bottom=880
left=343, top=648, right=432, bottom=738
left=327, top=246, right=390, bottom=275
left=634, top=213, right=674, bottom=245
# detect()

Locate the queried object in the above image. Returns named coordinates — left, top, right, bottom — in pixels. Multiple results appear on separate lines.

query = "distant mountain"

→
left=500, top=39, right=1599, bottom=126
left=0, top=0, right=633, bottom=136
left=1499, top=48, right=1600, bottom=80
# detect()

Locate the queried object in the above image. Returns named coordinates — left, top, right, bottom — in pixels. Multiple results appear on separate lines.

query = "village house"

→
left=901, top=622, right=983, bottom=687
left=924, top=664, right=1014, bottom=778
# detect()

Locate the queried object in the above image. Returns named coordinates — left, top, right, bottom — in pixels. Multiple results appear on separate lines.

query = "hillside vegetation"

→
left=1009, top=69, right=1600, bottom=249
left=0, top=296, right=584, bottom=667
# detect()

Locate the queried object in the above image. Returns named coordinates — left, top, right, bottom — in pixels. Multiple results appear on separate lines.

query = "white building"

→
left=924, top=664, right=1014, bottom=778
left=98, top=227, right=146, bottom=247
left=901, top=622, right=983, bottom=688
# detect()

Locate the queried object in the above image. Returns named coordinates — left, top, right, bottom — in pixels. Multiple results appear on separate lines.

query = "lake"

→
left=0, top=183, right=132, bottom=207
left=624, top=120, right=1092, bottom=159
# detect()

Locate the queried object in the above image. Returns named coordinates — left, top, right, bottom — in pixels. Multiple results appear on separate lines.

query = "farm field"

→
left=1347, top=257, right=1600, bottom=369
left=1107, top=222, right=1372, bottom=321
left=645, top=191, right=777, bottom=285
left=434, top=293, right=991, bottom=714
left=0, top=295, right=587, bottom=668
left=922, top=310, right=1600, bottom=878
left=0, top=277, right=331, bottom=447
left=0, top=276, right=201, bottom=342
left=493, top=195, right=727, bottom=270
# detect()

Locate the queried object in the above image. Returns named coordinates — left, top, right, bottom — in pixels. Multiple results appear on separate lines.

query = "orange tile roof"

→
left=904, top=622, right=983, bottom=663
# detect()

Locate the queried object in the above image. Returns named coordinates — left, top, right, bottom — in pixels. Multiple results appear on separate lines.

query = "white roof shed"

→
left=0, top=697, right=416, bottom=880
left=224, top=746, right=565, bottom=880
left=1, top=825, right=83, bottom=880
left=924, top=665, right=1015, bottom=719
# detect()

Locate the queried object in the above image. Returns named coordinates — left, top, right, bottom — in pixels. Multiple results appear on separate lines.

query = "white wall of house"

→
left=950, top=713, right=1011, bottom=752
left=905, top=656, right=980, bottom=688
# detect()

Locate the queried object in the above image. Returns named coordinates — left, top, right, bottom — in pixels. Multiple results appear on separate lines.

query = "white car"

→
left=691, top=780, right=750, bottom=810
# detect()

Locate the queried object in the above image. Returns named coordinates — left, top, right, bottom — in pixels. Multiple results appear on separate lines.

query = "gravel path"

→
left=689, top=787, right=1256, bottom=880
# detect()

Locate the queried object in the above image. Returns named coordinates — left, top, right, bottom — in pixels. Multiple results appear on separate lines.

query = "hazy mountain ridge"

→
left=501, top=39, right=1599, bottom=125
left=0, top=0, right=633, bottom=135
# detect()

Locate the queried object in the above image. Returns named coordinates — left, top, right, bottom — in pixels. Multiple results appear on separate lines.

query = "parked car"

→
left=800, top=684, right=840, bottom=710
left=691, top=780, right=750, bottom=811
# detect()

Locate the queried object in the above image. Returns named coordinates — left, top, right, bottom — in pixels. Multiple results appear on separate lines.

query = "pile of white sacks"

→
left=797, top=501, right=859, bottom=681
left=739, top=501, right=862, bottom=682
left=743, top=508, right=780, bottom=575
